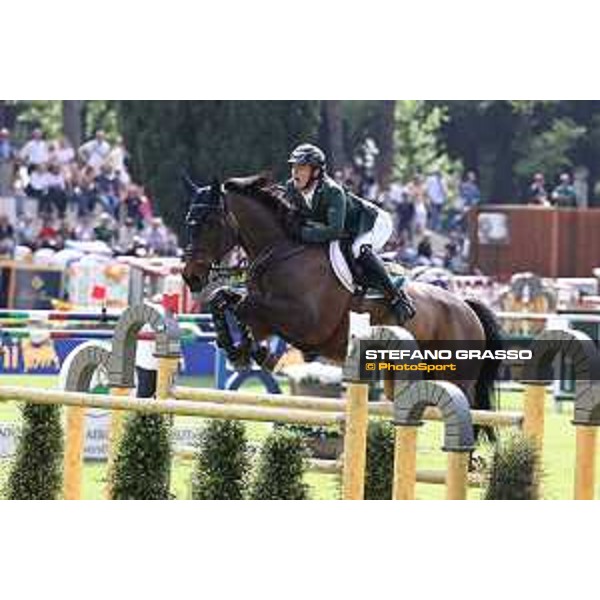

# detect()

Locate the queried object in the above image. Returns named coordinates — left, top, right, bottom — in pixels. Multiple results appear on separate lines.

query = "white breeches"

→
left=352, top=209, right=393, bottom=257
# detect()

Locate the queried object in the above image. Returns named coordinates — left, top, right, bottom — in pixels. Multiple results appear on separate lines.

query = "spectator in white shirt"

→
left=78, top=130, right=111, bottom=174
left=107, top=136, right=130, bottom=184
left=25, top=163, right=48, bottom=199
left=20, top=128, right=49, bottom=169
left=57, top=137, right=75, bottom=165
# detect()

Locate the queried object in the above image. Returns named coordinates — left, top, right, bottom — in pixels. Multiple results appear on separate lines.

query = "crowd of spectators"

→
left=527, top=172, right=577, bottom=207
left=0, top=127, right=179, bottom=260
left=332, top=165, right=480, bottom=273
left=336, top=162, right=581, bottom=273
left=9, top=128, right=578, bottom=277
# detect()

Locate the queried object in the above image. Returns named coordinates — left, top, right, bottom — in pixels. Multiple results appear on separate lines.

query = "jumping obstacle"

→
left=0, top=308, right=213, bottom=324
left=2, top=303, right=600, bottom=499
left=385, top=327, right=600, bottom=499
left=521, top=328, right=600, bottom=499
left=38, top=303, right=374, bottom=500
left=0, top=328, right=215, bottom=342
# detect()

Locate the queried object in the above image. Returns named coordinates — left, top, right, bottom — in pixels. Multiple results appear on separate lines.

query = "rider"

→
left=284, top=143, right=415, bottom=324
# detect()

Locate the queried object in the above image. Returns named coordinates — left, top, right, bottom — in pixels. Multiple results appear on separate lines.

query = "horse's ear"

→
left=182, top=171, right=200, bottom=197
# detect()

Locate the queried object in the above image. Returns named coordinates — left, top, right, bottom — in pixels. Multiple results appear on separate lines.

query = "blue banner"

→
left=0, top=337, right=216, bottom=377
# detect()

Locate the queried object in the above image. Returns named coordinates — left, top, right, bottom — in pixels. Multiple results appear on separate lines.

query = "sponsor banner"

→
left=0, top=414, right=202, bottom=461
left=0, top=338, right=215, bottom=377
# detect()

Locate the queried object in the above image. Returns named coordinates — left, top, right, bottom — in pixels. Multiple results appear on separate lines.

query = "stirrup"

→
left=390, top=296, right=416, bottom=323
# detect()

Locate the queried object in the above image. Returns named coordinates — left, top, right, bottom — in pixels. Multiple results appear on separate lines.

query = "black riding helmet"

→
left=288, top=143, right=326, bottom=169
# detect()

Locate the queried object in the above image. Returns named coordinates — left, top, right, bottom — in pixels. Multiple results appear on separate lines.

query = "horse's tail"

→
left=465, top=298, right=503, bottom=442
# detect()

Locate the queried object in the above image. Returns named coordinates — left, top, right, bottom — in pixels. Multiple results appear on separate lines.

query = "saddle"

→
left=340, top=239, right=368, bottom=293
left=329, top=240, right=406, bottom=298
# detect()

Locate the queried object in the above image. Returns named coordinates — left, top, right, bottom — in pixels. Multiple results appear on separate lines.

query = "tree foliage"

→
left=5, top=404, right=63, bottom=500
left=191, top=419, right=250, bottom=500
left=513, top=117, right=586, bottom=179
left=394, top=100, right=460, bottom=181
left=364, top=420, right=395, bottom=500
left=117, top=101, right=320, bottom=233
left=484, top=433, right=542, bottom=500
left=110, top=413, right=172, bottom=500
left=9, top=99, right=600, bottom=208
left=249, top=429, right=309, bottom=500
left=16, top=101, right=63, bottom=139
left=8, top=100, right=119, bottom=144
left=437, top=100, right=600, bottom=203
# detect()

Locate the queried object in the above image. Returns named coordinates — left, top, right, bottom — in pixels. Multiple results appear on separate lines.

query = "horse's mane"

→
left=224, top=174, right=295, bottom=216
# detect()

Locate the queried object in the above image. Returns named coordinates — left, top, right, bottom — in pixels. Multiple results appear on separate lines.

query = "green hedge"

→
left=484, top=433, right=542, bottom=500
left=5, top=404, right=63, bottom=500
left=192, top=420, right=250, bottom=500
left=250, top=429, right=310, bottom=500
left=364, top=420, right=395, bottom=500
left=110, top=413, right=173, bottom=500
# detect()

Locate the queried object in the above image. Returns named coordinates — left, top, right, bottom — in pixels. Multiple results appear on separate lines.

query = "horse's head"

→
left=182, top=175, right=237, bottom=293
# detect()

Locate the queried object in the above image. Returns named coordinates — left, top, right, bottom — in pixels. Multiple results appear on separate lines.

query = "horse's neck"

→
left=227, top=192, right=288, bottom=261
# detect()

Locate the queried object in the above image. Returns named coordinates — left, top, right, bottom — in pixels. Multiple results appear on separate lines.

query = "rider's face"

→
left=292, top=164, right=315, bottom=191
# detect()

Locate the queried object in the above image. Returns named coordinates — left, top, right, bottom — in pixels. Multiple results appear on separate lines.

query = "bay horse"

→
left=181, top=175, right=503, bottom=423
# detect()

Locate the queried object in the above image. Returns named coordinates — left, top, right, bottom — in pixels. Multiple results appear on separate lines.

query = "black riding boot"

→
left=356, top=245, right=416, bottom=324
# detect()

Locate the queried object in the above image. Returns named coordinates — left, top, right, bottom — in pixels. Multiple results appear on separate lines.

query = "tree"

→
left=376, top=100, right=396, bottom=188
left=16, top=101, right=63, bottom=139
left=513, top=117, right=586, bottom=181
left=84, top=101, right=119, bottom=140
left=394, top=100, right=459, bottom=181
left=62, top=101, right=84, bottom=147
left=117, top=101, right=321, bottom=234
left=0, top=101, right=18, bottom=130
left=341, top=100, right=397, bottom=186
left=437, top=101, right=598, bottom=202
left=320, top=100, right=345, bottom=172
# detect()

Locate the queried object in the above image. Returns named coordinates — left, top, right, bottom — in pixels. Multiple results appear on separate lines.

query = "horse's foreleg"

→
left=204, top=287, right=257, bottom=369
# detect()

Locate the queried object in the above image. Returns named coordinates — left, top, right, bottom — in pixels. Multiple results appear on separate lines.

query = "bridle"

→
left=185, top=186, right=246, bottom=280
left=184, top=179, right=306, bottom=286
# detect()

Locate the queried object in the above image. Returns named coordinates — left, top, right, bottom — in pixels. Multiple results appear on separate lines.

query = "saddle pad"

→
left=328, top=241, right=406, bottom=297
left=329, top=241, right=355, bottom=293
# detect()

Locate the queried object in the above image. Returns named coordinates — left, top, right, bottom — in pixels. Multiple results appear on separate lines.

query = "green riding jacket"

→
left=285, top=175, right=377, bottom=243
